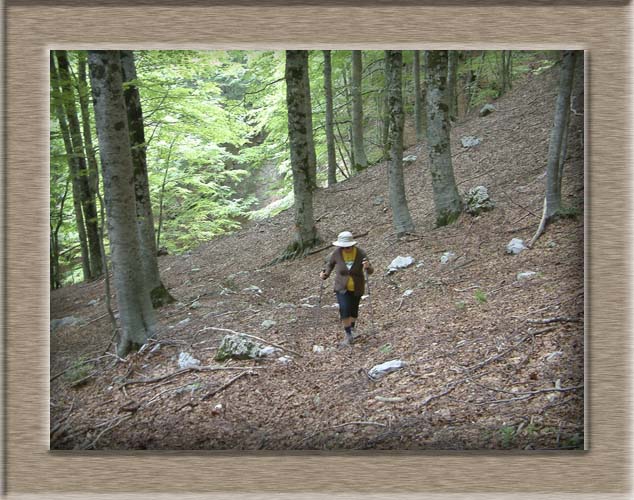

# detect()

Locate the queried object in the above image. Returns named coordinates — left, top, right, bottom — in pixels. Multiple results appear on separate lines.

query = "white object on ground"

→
left=178, top=352, right=201, bottom=369
left=368, top=359, right=407, bottom=380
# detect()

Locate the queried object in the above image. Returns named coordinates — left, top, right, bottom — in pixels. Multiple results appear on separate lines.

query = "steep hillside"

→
left=50, top=62, right=584, bottom=450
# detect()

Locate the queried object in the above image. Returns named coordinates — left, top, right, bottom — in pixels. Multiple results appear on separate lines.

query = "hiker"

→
left=320, top=231, right=374, bottom=346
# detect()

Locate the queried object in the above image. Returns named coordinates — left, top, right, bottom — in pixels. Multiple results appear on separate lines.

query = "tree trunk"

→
left=351, top=50, right=368, bottom=171
left=447, top=50, right=458, bottom=121
left=77, top=52, right=100, bottom=206
left=120, top=50, right=174, bottom=307
left=88, top=50, right=156, bottom=357
left=545, top=50, right=577, bottom=221
left=386, top=51, right=415, bottom=236
left=302, top=51, right=317, bottom=189
left=413, top=51, right=423, bottom=142
left=56, top=50, right=103, bottom=279
left=342, top=68, right=355, bottom=168
left=50, top=52, right=91, bottom=282
left=425, top=50, right=463, bottom=227
left=50, top=178, right=71, bottom=289
left=323, top=50, right=338, bottom=187
left=284, top=50, right=319, bottom=258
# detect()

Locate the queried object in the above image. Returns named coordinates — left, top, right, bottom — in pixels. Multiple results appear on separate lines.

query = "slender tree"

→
left=447, top=51, right=458, bottom=121
left=351, top=50, right=368, bottom=171
left=529, top=50, right=577, bottom=246
left=425, top=50, right=463, bottom=227
left=77, top=51, right=100, bottom=207
left=56, top=50, right=103, bottom=278
left=50, top=53, right=91, bottom=281
left=283, top=50, right=319, bottom=258
left=88, top=50, right=156, bottom=357
left=120, top=50, right=174, bottom=307
left=413, top=50, right=424, bottom=142
left=323, top=50, right=338, bottom=186
left=386, top=50, right=415, bottom=236
left=302, top=51, right=318, bottom=189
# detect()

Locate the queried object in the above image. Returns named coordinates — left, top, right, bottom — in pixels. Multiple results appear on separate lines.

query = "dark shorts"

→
left=336, top=291, right=361, bottom=320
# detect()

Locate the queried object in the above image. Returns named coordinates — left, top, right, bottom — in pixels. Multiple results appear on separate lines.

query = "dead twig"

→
left=82, top=415, right=132, bottom=450
left=207, top=327, right=303, bottom=358
left=201, top=370, right=256, bottom=401
left=332, top=421, right=387, bottom=429
left=472, top=385, right=584, bottom=405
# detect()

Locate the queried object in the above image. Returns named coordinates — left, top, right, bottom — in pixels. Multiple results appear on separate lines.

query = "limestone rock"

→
left=461, top=136, right=482, bottom=148
left=178, top=352, right=201, bottom=369
left=479, top=103, right=496, bottom=117
left=388, top=256, right=415, bottom=273
left=215, top=334, right=264, bottom=361
left=465, top=186, right=495, bottom=215
left=368, top=359, right=407, bottom=380
left=506, top=238, right=527, bottom=255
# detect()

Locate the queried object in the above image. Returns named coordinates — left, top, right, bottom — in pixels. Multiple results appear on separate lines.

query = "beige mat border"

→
left=4, top=2, right=630, bottom=498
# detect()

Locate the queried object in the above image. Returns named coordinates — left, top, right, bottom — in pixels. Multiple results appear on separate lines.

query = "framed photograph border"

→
left=4, top=1, right=630, bottom=498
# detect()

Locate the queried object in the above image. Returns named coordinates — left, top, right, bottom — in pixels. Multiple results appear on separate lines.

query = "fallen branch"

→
left=82, top=415, right=132, bottom=450
left=473, top=384, right=584, bottom=405
left=332, top=421, right=387, bottom=429
left=122, top=365, right=264, bottom=387
left=201, top=370, right=256, bottom=401
left=526, top=316, right=581, bottom=325
left=207, top=327, right=303, bottom=358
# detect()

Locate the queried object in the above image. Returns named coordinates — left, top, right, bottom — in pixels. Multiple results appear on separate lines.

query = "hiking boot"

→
left=339, top=331, right=354, bottom=348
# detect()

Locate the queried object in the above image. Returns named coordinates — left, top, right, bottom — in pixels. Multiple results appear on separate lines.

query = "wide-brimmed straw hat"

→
left=332, top=231, right=357, bottom=247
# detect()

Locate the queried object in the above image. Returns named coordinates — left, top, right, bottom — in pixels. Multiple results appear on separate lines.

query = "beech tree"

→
left=351, top=50, right=369, bottom=171
left=120, top=50, right=174, bottom=307
left=386, top=50, right=415, bottom=236
left=88, top=50, right=156, bottom=357
left=56, top=50, right=103, bottom=279
left=529, top=50, right=577, bottom=246
left=51, top=54, right=90, bottom=281
left=425, top=50, right=463, bottom=227
left=283, top=50, right=319, bottom=258
left=447, top=51, right=458, bottom=121
left=413, top=50, right=423, bottom=142
left=323, top=50, right=338, bottom=186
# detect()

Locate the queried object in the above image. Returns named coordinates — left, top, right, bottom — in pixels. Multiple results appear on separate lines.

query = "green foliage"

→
left=474, top=289, right=488, bottom=304
left=556, top=205, right=581, bottom=219
left=379, top=343, right=393, bottom=354
left=455, top=301, right=467, bottom=311
left=499, top=425, right=516, bottom=448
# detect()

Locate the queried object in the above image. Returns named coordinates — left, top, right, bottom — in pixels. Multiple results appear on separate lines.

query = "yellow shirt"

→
left=341, top=247, right=357, bottom=292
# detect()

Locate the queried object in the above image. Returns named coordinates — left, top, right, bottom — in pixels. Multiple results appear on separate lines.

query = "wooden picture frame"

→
left=4, top=0, right=629, bottom=498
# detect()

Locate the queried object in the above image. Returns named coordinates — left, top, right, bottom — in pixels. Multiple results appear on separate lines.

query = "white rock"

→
left=479, top=103, right=496, bottom=117
left=312, top=345, right=325, bottom=354
left=259, top=345, right=281, bottom=357
left=50, top=316, right=83, bottom=332
left=87, top=299, right=99, bottom=307
left=177, top=318, right=191, bottom=327
left=461, top=136, right=482, bottom=148
left=403, top=154, right=417, bottom=164
left=300, top=295, right=319, bottom=302
left=517, top=271, right=537, bottom=281
left=301, top=303, right=316, bottom=309
left=261, top=319, right=277, bottom=330
left=243, top=285, right=262, bottom=294
left=545, top=351, right=564, bottom=362
left=402, top=289, right=414, bottom=297
left=465, top=185, right=495, bottom=215
left=506, top=238, right=527, bottom=255
left=440, top=251, right=456, bottom=265
left=277, top=355, right=293, bottom=365
left=277, top=302, right=295, bottom=309
left=178, top=352, right=201, bottom=369
left=368, top=359, right=407, bottom=380
left=388, top=255, right=415, bottom=272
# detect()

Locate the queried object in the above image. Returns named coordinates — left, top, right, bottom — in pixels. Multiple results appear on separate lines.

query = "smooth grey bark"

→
left=284, top=50, right=319, bottom=257
left=342, top=68, right=355, bottom=168
left=302, top=51, right=317, bottom=189
left=120, top=50, right=174, bottom=307
left=351, top=50, right=368, bottom=171
left=323, top=50, right=338, bottom=186
left=88, top=50, right=156, bottom=357
left=381, top=54, right=390, bottom=160
left=544, top=50, right=577, bottom=221
left=447, top=51, right=458, bottom=121
left=425, top=50, right=463, bottom=227
left=50, top=52, right=91, bottom=282
left=56, top=50, right=103, bottom=279
left=413, top=50, right=423, bottom=142
left=77, top=52, right=100, bottom=203
left=50, top=178, right=71, bottom=289
left=386, top=51, right=415, bottom=236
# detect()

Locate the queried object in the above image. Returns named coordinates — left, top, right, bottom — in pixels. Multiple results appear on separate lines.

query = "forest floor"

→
left=50, top=61, right=584, bottom=450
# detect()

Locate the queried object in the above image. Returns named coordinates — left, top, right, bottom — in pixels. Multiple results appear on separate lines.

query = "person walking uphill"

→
left=320, top=231, right=374, bottom=347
